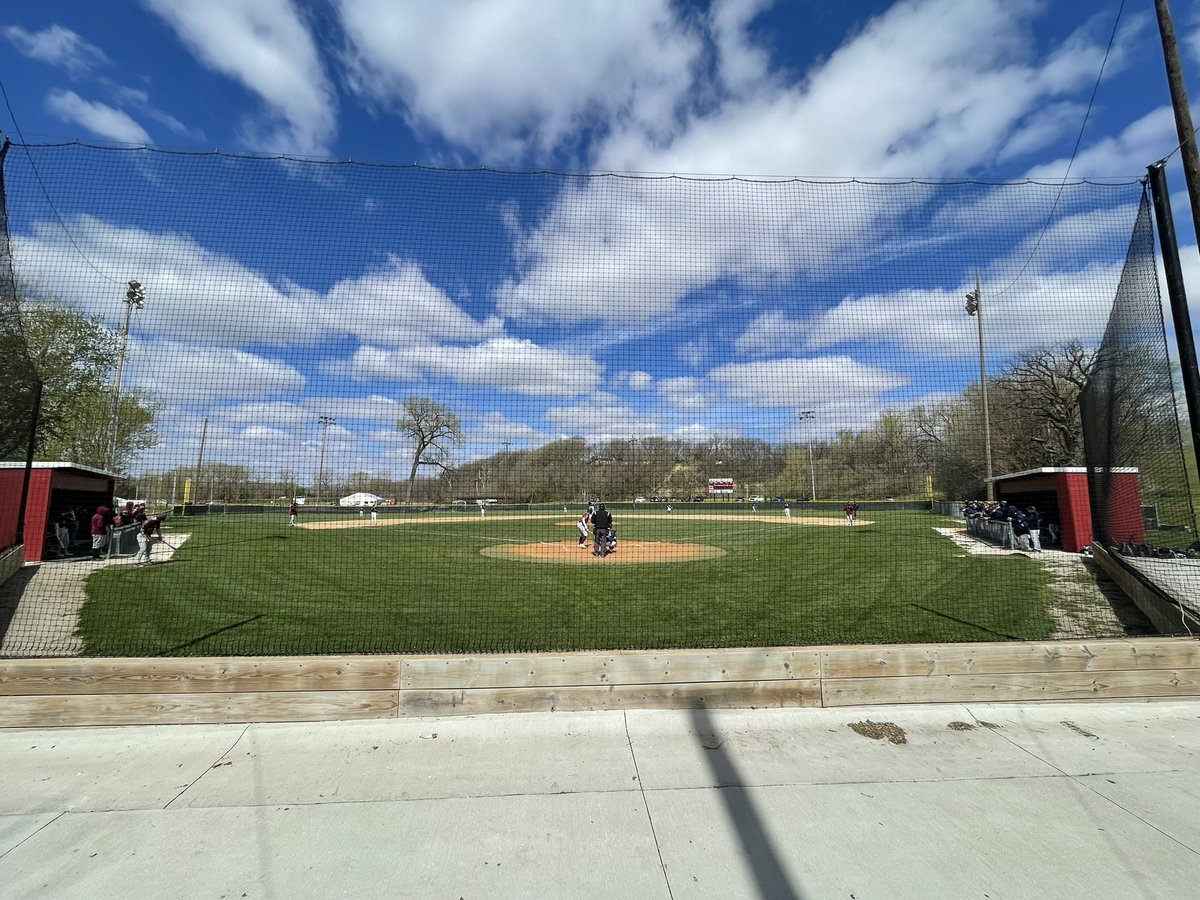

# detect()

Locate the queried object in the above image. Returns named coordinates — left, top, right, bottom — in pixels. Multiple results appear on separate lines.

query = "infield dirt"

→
left=480, top=540, right=727, bottom=564
left=301, top=513, right=868, bottom=530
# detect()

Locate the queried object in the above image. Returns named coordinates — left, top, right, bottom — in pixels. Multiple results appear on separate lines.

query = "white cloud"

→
left=711, top=356, right=908, bottom=409
left=14, top=217, right=495, bottom=350
left=597, top=0, right=1122, bottom=177
left=1024, top=106, right=1178, bottom=179
left=494, top=177, right=888, bottom=324
left=544, top=394, right=662, bottom=442
left=336, top=0, right=700, bottom=162
left=44, top=90, right=150, bottom=144
left=619, top=370, right=653, bottom=390
left=659, top=376, right=712, bottom=412
left=347, top=338, right=600, bottom=397
left=143, top=0, right=337, bottom=155
left=127, top=340, right=305, bottom=403
left=5, top=24, right=108, bottom=74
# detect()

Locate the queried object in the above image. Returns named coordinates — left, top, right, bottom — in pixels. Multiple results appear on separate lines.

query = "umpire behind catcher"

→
left=591, top=503, right=613, bottom=556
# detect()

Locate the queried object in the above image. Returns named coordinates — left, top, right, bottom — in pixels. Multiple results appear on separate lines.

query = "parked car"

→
left=634, top=496, right=646, bottom=503
left=749, top=495, right=765, bottom=503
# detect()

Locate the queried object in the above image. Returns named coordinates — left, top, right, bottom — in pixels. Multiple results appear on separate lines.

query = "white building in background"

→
left=339, top=492, right=385, bottom=507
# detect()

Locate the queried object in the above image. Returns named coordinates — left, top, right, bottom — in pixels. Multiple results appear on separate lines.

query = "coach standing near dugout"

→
left=89, top=505, right=109, bottom=560
left=591, top=503, right=613, bottom=556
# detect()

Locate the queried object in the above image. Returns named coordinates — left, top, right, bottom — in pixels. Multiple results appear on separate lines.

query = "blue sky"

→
left=2, top=0, right=1199, bottom=483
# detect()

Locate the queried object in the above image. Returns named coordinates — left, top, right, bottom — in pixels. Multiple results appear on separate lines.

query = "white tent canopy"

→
left=339, top=492, right=385, bottom=507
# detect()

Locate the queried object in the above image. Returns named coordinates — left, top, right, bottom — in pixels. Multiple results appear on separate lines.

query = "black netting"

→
left=0, top=143, right=1184, bottom=656
left=1080, top=188, right=1198, bottom=621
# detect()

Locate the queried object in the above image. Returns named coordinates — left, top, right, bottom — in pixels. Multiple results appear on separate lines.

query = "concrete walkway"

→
left=0, top=535, right=191, bottom=657
left=3, top=700, right=1199, bottom=898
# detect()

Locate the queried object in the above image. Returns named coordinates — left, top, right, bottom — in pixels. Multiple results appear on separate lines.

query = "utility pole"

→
left=797, top=410, right=817, bottom=501
left=1155, top=0, right=1200, bottom=245
left=1152, top=0, right=1200, bottom=470
left=194, top=416, right=208, bottom=509
left=107, top=280, right=145, bottom=472
left=966, top=271, right=995, bottom=501
left=317, top=415, right=336, bottom=505
left=501, top=440, right=512, bottom=502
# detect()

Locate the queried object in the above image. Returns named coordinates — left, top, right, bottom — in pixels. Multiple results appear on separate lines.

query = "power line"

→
left=0, top=78, right=120, bottom=284
left=994, top=0, right=1127, bottom=297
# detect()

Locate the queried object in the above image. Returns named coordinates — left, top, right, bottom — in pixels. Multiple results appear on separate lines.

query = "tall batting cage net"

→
left=1080, top=194, right=1199, bottom=611
left=0, top=141, right=1192, bottom=657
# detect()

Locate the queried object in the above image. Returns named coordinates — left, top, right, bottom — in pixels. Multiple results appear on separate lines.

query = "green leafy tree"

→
left=15, top=304, right=159, bottom=472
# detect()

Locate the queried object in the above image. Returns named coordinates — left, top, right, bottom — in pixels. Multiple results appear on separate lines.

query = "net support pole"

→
left=1146, top=162, right=1200, bottom=469
left=15, top=379, right=43, bottom=546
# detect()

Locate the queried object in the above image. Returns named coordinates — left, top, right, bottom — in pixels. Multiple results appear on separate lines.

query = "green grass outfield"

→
left=78, top=507, right=1086, bottom=656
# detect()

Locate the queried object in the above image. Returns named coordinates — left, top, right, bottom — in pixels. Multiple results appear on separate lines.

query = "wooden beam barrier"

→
left=1, top=638, right=1197, bottom=728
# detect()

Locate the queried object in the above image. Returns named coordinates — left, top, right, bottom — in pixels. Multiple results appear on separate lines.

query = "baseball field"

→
left=75, top=506, right=1122, bottom=656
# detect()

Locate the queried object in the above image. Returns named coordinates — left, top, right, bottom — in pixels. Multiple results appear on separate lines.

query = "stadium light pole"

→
left=965, top=271, right=995, bottom=501
left=797, top=410, right=817, bottom=501
left=107, top=280, right=145, bottom=472
left=316, top=415, right=336, bottom=505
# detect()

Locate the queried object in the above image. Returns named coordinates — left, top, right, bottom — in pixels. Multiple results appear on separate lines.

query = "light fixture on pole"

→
left=107, top=280, right=145, bottom=472
left=965, top=271, right=995, bottom=501
left=797, top=409, right=817, bottom=501
left=316, top=415, right=336, bottom=505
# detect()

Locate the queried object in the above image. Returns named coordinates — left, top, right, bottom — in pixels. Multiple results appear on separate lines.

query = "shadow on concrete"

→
left=1081, top=559, right=1158, bottom=636
left=0, top=565, right=38, bottom=648
left=690, top=706, right=802, bottom=900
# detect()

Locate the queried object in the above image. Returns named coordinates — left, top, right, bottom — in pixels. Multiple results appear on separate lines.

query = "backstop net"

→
left=1080, top=188, right=1199, bottom=613
left=0, top=142, right=1189, bottom=656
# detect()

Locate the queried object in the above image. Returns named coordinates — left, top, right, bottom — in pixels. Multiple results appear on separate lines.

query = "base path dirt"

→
left=303, top=512, right=867, bottom=530
left=480, top=540, right=727, bottom=565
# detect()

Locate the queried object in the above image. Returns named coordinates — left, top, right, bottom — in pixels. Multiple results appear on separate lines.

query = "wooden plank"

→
left=1092, top=544, right=1200, bottom=636
left=401, top=647, right=821, bottom=689
left=398, top=678, right=822, bottom=716
left=822, top=670, right=1200, bottom=707
left=0, top=657, right=401, bottom=696
left=821, top=639, right=1200, bottom=679
left=0, top=690, right=398, bottom=728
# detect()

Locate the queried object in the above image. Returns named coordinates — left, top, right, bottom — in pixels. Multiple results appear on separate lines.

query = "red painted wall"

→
left=23, top=470, right=52, bottom=562
left=1105, top=472, right=1145, bottom=545
left=1056, top=472, right=1092, bottom=553
left=0, top=469, right=22, bottom=551
left=0, top=469, right=53, bottom=561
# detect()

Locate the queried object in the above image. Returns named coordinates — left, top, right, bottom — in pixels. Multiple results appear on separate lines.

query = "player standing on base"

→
left=844, top=501, right=859, bottom=525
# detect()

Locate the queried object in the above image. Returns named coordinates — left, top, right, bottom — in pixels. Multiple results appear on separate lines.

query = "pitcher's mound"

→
left=481, top=540, right=726, bottom=564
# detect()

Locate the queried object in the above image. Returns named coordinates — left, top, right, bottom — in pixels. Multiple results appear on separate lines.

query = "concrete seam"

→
left=964, top=705, right=1200, bottom=858
left=162, top=722, right=251, bottom=810
left=0, top=809, right=65, bottom=860
left=624, top=708, right=675, bottom=900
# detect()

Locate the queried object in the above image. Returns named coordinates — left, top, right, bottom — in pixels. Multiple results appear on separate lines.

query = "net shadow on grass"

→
left=908, top=603, right=1023, bottom=641
left=153, top=614, right=264, bottom=657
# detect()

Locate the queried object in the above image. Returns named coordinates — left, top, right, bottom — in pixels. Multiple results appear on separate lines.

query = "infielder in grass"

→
left=783, top=502, right=791, bottom=520
left=370, top=501, right=378, bottom=523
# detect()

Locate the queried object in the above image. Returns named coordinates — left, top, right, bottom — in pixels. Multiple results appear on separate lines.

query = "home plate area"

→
left=480, top=540, right=727, bottom=564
